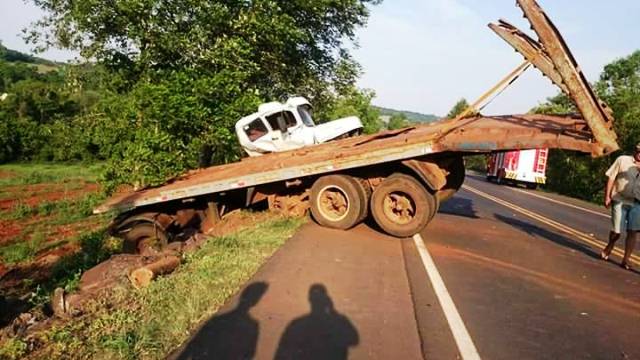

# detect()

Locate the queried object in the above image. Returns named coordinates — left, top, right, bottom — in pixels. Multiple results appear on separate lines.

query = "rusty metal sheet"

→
left=95, top=114, right=598, bottom=214
left=489, top=20, right=569, bottom=94
left=516, top=0, right=618, bottom=156
left=489, top=19, right=615, bottom=141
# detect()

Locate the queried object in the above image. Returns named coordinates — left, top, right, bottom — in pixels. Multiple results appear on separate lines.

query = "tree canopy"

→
left=28, top=0, right=378, bottom=95
left=446, top=98, right=468, bottom=118
left=387, top=113, right=408, bottom=130
left=19, top=0, right=381, bottom=191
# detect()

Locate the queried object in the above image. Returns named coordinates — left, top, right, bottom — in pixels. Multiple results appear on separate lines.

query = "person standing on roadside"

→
left=602, top=144, right=640, bottom=270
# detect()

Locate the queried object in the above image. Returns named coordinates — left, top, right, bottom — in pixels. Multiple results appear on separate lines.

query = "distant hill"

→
left=0, top=43, right=61, bottom=74
left=0, top=43, right=56, bottom=65
left=374, top=106, right=440, bottom=123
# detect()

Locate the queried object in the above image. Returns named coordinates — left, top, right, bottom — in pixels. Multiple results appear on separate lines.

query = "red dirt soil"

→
left=0, top=221, right=22, bottom=244
left=0, top=242, right=81, bottom=294
left=0, top=183, right=99, bottom=210
left=0, top=181, right=102, bottom=284
left=0, top=220, right=102, bottom=282
left=0, top=170, right=16, bottom=179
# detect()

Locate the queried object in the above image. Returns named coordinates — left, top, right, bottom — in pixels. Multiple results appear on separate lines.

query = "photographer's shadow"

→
left=174, top=282, right=267, bottom=360
left=275, top=284, right=359, bottom=360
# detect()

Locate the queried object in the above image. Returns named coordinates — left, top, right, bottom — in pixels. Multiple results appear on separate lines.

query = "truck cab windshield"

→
left=297, top=105, right=315, bottom=127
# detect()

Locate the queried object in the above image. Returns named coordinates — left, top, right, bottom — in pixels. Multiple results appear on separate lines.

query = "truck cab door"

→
left=238, top=117, right=278, bottom=156
left=265, top=112, right=304, bottom=152
left=282, top=110, right=315, bottom=146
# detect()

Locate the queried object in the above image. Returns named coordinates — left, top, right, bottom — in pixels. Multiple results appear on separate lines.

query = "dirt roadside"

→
left=169, top=222, right=423, bottom=360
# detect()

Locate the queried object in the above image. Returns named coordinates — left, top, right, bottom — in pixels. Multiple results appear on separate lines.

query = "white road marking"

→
left=507, top=186, right=609, bottom=218
left=463, top=185, right=640, bottom=265
left=413, top=233, right=482, bottom=360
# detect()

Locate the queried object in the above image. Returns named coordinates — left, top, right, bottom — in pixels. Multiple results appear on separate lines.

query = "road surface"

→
left=170, top=174, right=640, bottom=360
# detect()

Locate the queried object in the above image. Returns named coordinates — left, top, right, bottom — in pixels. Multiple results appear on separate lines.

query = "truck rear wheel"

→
left=122, top=223, right=168, bottom=255
left=354, top=178, right=371, bottom=222
left=371, top=174, right=435, bottom=238
left=310, top=175, right=367, bottom=230
left=437, top=156, right=465, bottom=203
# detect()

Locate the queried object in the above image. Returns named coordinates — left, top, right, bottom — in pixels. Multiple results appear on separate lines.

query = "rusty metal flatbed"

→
left=95, top=113, right=596, bottom=214
left=95, top=0, right=619, bottom=218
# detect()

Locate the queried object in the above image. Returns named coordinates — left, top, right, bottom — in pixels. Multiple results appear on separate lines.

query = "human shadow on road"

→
left=494, top=213, right=601, bottom=261
left=274, top=284, right=359, bottom=360
left=173, top=282, right=268, bottom=360
left=438, top=196, right=479, bottom=219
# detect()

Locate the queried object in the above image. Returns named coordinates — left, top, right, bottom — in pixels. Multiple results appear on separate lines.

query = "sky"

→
left=353, top=0, right=640, bottom=115
left=1, top=0, right=638, bottom=116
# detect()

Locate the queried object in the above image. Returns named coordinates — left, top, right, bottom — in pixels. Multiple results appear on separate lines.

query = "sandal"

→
left=600, top=250, right=610, bottom=261
left=621, top=262, right=632, bottom=271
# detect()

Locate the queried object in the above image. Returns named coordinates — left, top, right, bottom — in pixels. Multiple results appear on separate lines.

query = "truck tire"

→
left=388, top=173, right=438, bottom=221
left=437, top=156, right=465, bottom=203
left=371, top=173, right=435, bottom=238
left=354, top=177, right=372, bottom=222
left=122, top=222, right=168, bottom=255
left=310, top=175, right=366, bottom=230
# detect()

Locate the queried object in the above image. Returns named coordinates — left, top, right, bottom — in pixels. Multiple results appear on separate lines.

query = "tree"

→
left=445, top=98, right=485, bottom=171
left=27, top=0, right=379, bottom=96
left=319, top=87, right=382, bottom=135
left=26, top=0, right=382, bottom=190
left=446, top=98, right=470, bottom=119
left=598, top=51, right=640, bottom=153
left=387, top=113, right=408, bottom=130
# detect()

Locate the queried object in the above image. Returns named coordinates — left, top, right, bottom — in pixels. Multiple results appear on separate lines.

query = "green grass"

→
left=0, top=338, right=27, bottom=360
left=15, top=215, right=304, bottom=360
left=0, top=163, right=105, bottom=186
left=4, top=201, right=37, bottom=220
left=2, top=193, right=105, bottom=223
left=0, top=162, right=108, bottom=289
left=0, top=233, right=44, bottom=264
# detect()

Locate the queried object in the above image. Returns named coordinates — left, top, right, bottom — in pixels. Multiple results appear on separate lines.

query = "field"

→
left=0, top=163, right=304, bottom=359
left=0, top=164, right=110, bottom=320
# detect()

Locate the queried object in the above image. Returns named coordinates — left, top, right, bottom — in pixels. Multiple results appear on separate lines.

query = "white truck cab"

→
left=235, top=97, right=363, bottom=157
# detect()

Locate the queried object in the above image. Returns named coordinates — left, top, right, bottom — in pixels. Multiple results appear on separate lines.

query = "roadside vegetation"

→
left=1, top=215, right=304, bottom=360
left=2, top=0, right=384, bottom=192
left=0, top=163, right=108, bottom=305
left=0, top=162, right=304, bottom=359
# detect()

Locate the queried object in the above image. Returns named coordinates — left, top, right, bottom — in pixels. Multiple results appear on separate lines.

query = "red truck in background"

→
left=486, top=149, right=548, bottom=189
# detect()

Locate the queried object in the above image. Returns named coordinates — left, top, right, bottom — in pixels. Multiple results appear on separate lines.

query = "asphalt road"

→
left=171, top=174, right=640, bottom=360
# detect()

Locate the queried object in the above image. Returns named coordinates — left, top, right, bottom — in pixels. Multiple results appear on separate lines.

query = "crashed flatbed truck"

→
left=94, top=0, right=619, bottom=251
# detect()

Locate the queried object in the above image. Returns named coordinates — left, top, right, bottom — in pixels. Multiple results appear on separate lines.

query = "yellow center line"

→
left=462, top=184, right=640, bottom=265
left=507, top=186, right=609, bottom=218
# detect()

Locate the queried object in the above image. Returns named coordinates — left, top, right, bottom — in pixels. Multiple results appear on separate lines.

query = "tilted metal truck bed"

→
left=94, top=113, right=597, bottom=214
left=95, top=0, right=620, bottom=217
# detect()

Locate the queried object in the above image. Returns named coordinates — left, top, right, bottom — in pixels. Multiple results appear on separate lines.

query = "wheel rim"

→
left=317, top=185, right=350, bottom=222
left=382, top=191, right=416, bottom=225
